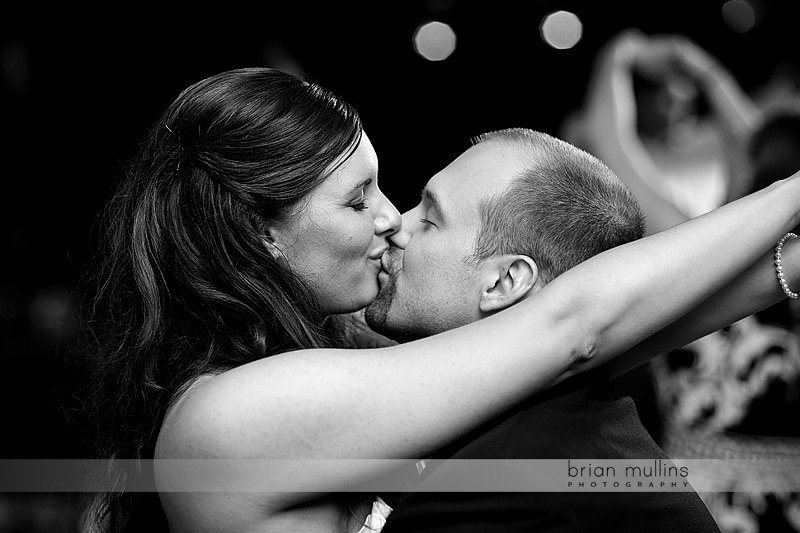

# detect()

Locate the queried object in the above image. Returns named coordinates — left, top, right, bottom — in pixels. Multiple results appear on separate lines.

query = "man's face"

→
left=365, top=141, right=525, bottom=341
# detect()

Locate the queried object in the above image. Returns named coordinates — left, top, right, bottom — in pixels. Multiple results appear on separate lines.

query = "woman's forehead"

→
left=319, top=135, right=379, bottom=194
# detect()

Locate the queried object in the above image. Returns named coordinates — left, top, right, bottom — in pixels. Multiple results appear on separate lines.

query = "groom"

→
left=363, top=128, right=798, bottom=532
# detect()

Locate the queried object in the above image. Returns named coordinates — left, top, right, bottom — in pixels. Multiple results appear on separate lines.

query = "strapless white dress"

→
left=356, top=496, right=393, bottom=533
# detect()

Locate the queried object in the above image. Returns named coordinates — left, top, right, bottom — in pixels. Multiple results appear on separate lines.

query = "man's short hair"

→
left=470, top=128, right=645, bottom=284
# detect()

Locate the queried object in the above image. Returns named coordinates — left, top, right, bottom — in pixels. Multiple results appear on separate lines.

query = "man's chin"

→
left=364, top=298, right=390, bottom=333
left=366, top=270, right=397, bottom=330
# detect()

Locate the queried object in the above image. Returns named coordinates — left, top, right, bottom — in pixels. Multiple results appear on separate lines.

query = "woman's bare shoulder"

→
left=154, top=372, right=222, bottom=459
left=153, top=352, right=333, bottom=460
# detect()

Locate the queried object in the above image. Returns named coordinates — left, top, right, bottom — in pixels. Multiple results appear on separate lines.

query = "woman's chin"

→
left=326, top=284, right=379, bottom=315
left=353, top=283, right=381, bottom=312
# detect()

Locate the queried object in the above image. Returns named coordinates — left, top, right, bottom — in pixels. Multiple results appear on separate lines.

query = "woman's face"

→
left=269, top=133, right=402, bottom=314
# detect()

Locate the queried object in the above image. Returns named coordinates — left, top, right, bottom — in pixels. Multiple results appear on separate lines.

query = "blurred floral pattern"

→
left=652, top=308, right=800, bottom=533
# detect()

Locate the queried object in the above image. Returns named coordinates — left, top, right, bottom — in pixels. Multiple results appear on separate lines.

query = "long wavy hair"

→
left=78, top=67, right=363, bottom=532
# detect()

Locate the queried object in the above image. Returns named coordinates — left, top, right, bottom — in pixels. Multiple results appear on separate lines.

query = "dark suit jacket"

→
left=381, top=384, right=721, bottom=533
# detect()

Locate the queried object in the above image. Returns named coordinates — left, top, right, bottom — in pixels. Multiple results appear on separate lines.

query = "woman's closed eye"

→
left=349, top=180, right=372, bottom=211
left=350, top=196, right=369, bottom=211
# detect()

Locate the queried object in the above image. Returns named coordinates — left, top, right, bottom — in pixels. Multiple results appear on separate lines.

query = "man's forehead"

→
left=426, top=142, right=523, bottom=220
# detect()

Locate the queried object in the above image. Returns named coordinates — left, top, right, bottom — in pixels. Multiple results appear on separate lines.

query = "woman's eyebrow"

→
left=351, top=178, right=372, bottom=191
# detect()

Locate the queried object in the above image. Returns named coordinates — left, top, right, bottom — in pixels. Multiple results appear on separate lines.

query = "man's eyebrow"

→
left=421, top=188, right=446, bottom=220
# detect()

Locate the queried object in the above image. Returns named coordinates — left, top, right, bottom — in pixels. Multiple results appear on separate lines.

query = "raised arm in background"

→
left=562, top=30, right=764, bottom=234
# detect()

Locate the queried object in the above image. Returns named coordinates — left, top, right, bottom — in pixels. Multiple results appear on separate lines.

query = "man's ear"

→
left=478, top=255, right=540, bottom=313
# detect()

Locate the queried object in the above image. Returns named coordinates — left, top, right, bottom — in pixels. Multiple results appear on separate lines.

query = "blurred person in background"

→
left=649, top=103, right=800, bottom=533
left=563, top=30, right=800, bottom=533
left=562, top=29, right=763, bottom=236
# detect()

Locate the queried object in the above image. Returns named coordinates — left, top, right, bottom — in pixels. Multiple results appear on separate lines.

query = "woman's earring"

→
left=262, top=235, right=284, bottom=260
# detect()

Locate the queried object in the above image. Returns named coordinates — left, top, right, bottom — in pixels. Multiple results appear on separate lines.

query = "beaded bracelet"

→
left=775, top=232, right=799, bottom=299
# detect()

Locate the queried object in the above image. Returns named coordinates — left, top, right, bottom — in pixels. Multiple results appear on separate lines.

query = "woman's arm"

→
left=602, top=233, right=800, bottom=377
left=158, top=169, right=800, bottom=508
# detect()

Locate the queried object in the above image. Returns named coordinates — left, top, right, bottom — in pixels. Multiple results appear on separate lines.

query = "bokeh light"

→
left=0, top=41, right=31, bottom=95
left=413, top=21, right=457, bottom=61
left=722, top=0, right=756, bottom=33
left=27, top=284, right=74, bottom=337
left=540, top=11, right=583, bottom=50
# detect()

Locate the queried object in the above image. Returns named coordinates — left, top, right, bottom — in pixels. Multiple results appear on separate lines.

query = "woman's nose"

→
left=374, top=192, right=403, bottom=238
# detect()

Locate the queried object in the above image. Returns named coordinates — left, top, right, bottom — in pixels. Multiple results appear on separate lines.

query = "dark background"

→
left=0, top=0, right=797, bottom=508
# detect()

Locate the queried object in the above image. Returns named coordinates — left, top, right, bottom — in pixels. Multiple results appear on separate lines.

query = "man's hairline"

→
left=465, top=167, right=530, bottom=267
left=459, top=132, right=546, bottom=270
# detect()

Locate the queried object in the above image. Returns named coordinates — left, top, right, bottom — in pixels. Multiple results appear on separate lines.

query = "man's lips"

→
left=380, top=250, right=400, bottom=274
left=369, top=246, right=389, bottom=261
